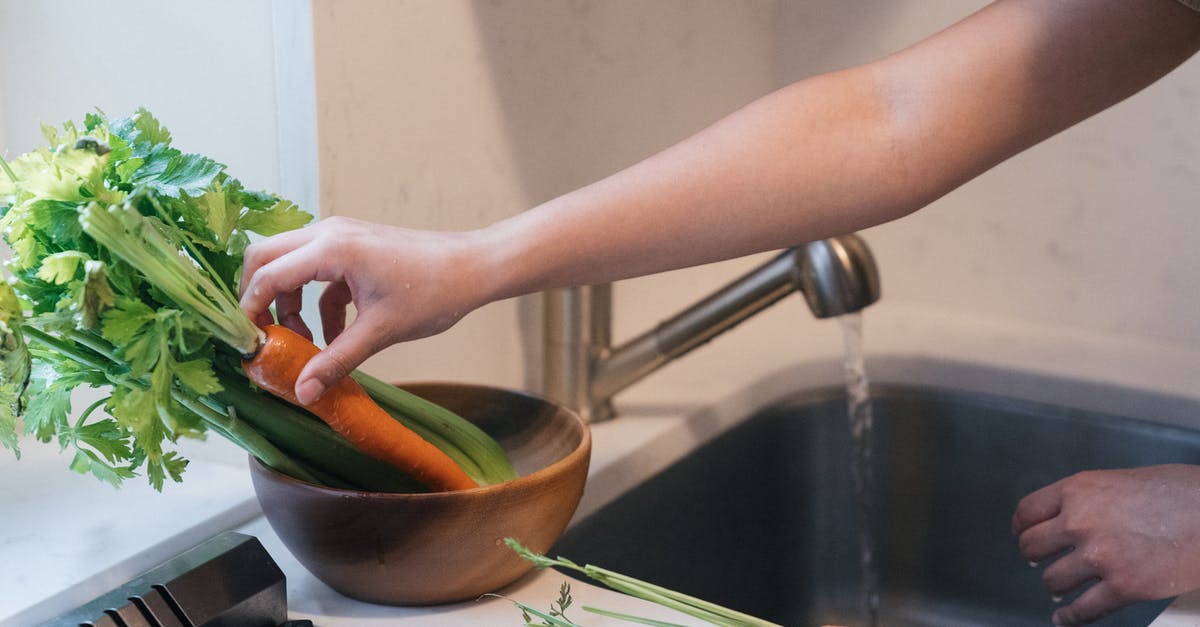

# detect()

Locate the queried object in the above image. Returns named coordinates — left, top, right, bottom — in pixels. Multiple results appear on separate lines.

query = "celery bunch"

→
left=0, top=110, right=515, bottom=490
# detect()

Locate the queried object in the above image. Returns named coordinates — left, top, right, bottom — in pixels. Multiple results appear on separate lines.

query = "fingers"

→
left=293, top=311, right=387, bottom=405
left=1052, top=580, right=1123, bottom=626
left=318, top=281, right=353, bottom=343
left=240, top=240, right=342, bottom=324
left=253, top=309, right=276, bottom=328
left=274, top=286, right=313, bottom=341
left=1041, top=550, right=1097, bottom=598
left=1018, top=518, right=1072, bottom=565
left=1013, top=481, right=1063, bottom=535
left=240, top=226, right=318, bottom=297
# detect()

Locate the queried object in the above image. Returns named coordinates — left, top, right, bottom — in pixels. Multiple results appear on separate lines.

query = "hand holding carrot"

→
left=239, top=216, right=495, bottom=404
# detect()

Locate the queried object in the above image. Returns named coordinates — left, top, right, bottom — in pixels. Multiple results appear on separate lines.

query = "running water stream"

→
left=840, top=312, right=879, bottom=627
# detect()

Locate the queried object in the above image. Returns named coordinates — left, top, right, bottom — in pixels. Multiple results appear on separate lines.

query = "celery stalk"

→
left=79, top=202, right=262, bottom=356
left=354, top=371, right=518, bottom=485
left=505, top=539, right=783, bottom=627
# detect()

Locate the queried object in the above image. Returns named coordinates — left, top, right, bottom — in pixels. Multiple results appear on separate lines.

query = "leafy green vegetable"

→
left=0, top=281, right=29, bottom=455
left=0, top=109, right=316, bottom=488
left=0, top=109, right=515, bottom=492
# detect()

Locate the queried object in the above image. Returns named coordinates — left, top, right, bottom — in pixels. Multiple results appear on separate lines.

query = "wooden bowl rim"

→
left=249, top=380, right=591, bottom=500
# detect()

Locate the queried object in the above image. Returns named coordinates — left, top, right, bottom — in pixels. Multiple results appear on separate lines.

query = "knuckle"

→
left=242, top=241, right=264, bottom=266
left=323, top=215, right=355, bottom=231
left=1079, top=543, right=1105, bottom=569
left=1059, top=509, right=1094, bottom=540
left=1102, top=573, right=1138, bottom=603
left=246, top=264, right=280, bottom=296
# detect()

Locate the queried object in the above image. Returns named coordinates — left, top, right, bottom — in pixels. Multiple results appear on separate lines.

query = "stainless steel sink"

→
left=554, top=361, right=1200, bottom=626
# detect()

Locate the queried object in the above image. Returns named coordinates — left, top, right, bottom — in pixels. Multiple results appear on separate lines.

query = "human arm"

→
left=1013, top=464, right=1200, bottom=626
left=239, top=0, right=1200, bottom=403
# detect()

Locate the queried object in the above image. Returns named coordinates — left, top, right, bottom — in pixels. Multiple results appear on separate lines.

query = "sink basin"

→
left=554, top=365, right=1200, bottom=626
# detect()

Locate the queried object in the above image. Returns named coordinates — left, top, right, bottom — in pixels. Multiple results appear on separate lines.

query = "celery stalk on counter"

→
left=504, top=538, right=783, bottom=627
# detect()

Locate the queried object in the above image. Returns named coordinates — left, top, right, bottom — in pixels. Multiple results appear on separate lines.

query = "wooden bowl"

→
left=248, top=382, right=591, bottom=605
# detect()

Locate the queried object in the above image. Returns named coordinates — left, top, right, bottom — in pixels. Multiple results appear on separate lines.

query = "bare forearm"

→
left=477, top=0, right=1200, bottom=303
left=479, top=67, right=903, bottom=299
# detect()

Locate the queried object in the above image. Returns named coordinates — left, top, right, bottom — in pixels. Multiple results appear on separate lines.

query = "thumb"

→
left=294, top=319, right=383, bottom=404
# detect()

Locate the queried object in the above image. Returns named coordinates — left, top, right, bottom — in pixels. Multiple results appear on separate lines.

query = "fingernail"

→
left=1028, top=560, right=1038, bottom=568
left=296, top=379, right=325, bottom=405
left=1051, top=595, right=1063, bottom=603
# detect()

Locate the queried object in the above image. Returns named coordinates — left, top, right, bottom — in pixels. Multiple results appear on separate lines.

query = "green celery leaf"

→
left=0, top=326, right=29, bottom=457
left=151, top=357, right=175, bottom=429
left=83, top=111, right=105, bottom=133
left=0, top=282, right=29, bottom=456
left=28, top=199, right=85, bottom=246
left=22, top=148, right=106, bottom=204
left=129, top=143, right=224, bottom=198
left=238, top=198, right=311, bottom=236
left=99, top=297, right=156, bottom=346
left=173, top=358, right=221, bottom=395
left=9, top=228, right=47, bottom=274
left=119, top=312, right=169, bottom=376
left=69, top=448, right=136, bottom=487
left=0, top=277, right=25, bottom=325
left=162, top=450, right=188, bottom=482
left=75, top=417, right=133, bottom=464
left=12, top=271, right=67, bottom=316
left=231, top=184, right=278, bottom=212
left=108, top=108, right=172, bottom=154
left=109, top=385, right=169, bottom=487
left=128, top=108, right=173, bottom=147
left=0, top=280, right=32, bottom=457
left=37, top=251, right=88, bottom=285
left=196, top=184, right=240, bottom=248
left=105, top=131, right=142, bottom=185
left=23, top=365, right=74, bottom=443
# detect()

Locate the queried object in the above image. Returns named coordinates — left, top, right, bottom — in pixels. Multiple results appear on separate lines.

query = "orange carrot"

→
left=242, top=324, right=478, bottom=492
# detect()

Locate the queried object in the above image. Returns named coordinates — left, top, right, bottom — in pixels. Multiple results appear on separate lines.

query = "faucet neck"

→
left=540, top=237, right=880, bottom=423
left=542, top=284, right=615, bottom=423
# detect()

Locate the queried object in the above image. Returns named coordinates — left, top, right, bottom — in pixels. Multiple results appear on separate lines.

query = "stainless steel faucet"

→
left=542, top=234, right=881, bottom=422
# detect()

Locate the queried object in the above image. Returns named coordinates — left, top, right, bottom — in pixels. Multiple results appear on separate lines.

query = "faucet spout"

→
left=794, top=234, right=882, bottom=318
left=542, top=234, right=880, bottom=422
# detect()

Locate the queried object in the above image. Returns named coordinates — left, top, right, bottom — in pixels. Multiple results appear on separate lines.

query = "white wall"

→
left=0, top=0, right=318, bottom=453
left=0, top=0, right=316, bottom=210
left=311, top=0, right=1200, bottom=407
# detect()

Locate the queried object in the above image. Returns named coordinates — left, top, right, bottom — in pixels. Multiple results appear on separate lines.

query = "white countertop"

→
left=0, top=383, right=748, bottom=627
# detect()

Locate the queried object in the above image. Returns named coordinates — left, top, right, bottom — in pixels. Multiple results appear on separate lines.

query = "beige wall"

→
left=311, top=1, right=1200, bottom=402
left=311, top=0, right=781, bottom=389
